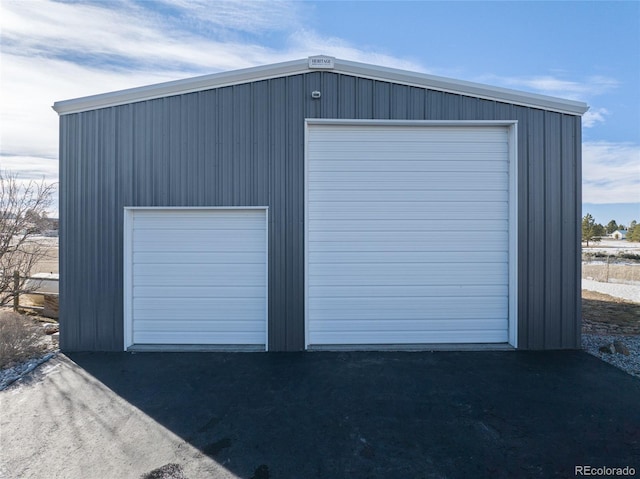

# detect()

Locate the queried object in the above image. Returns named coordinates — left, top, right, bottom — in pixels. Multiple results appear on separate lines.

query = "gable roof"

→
left=52, top=56, right=589, bottom=116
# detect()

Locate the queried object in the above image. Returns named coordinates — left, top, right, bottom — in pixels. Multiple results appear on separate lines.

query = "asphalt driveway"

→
left=1, top=351, right=639, bottom=479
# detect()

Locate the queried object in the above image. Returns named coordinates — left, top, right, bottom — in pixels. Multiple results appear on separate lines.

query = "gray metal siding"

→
left=59, top=71, right=582, bottom=351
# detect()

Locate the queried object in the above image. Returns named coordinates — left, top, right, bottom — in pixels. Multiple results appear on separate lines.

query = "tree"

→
left=0, top=170, right=56, bottom=305
left=581, top=213, right=602, bottom=247
left=628, top=220, right=640, bottom=242
left=593, top=223, right=606, bottom=238
left=605, top=220, right=618, bottom=234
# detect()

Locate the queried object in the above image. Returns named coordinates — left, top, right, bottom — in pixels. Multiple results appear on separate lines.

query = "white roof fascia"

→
left=52, top=58, right=309, bottom=115
left=52, top=57, right=589, bottom=116
left=334, top=59, right=589, bottom=116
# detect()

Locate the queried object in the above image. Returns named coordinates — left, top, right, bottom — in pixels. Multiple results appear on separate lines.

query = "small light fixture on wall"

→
left=311, top=91, right=321, bottom=99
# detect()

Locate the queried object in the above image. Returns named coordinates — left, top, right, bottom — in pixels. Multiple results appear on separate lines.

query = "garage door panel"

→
left=133, top=262, right=265, bottom=279
left=133, top=240, right=264, bottom=253
left=308, top=273, right=506, bottom=287
left=307, top=124, right=510, bottom=346
left=308, top=204, right=507, bottom=220
left=134, top=309, right=265, bottom=321
left=134, top=275, right=266, bottom=287
left=134, top=285, right=265, bottom=298
left=310, top=171, right=507, bottom=185
left=309, top=159, right=508, bottom=172
left=135, top=319, right=265, bottom=333
left=309, top=139, right=508, bottom=151
left=134, top=251, right=266, bottom=264
left=308, top=220, right=508, bottom=233
left=309, top=251, right=508, bottom=263
left=133, top=217, right=264, bottom=230
left=309, top=240, right=507, bottom=253
left=133, top=230, right=264, bottom=249
left=309, top=229, right=507, bottom=244
left=310, top=319, right=508, bottom=333
left=308, top=125, right=507, bottom=141
left=308, top=189, right=508, bottom=203
left=134, top=297, right=265, bottom=313
left=308, top=310, right=508, bottom=322
left=308, top=262, right=506, bottom=277
left=309, top=296, right=507, bottom=316
left=309, top=284, right=508, bottom=298
left=133, top=331, right=266, bottom=345
left=127, top=209, right=267, bottom=348
left=311, top=330, right=509, bottom=345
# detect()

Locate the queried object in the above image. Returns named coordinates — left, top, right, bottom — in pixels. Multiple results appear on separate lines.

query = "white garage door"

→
left=124, top=208, right=268, bottom=350
left=306, top=122, right=515, bottom=347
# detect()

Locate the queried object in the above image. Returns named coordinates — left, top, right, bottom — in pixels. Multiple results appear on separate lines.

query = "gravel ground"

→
left=582, top=333, right=640, bottom=379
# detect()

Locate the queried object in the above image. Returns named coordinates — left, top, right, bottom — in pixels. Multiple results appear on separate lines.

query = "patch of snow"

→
left=583, top=239, right=640, bottom=254
left=582, top=279, right=640, bottom=303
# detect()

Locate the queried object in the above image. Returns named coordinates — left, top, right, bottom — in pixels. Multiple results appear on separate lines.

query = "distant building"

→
left=610, top=229, right=628, bottom=240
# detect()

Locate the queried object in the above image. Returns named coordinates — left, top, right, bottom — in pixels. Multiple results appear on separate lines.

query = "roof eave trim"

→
left=335, top=59, right=589, bottom=116
left=52, top=58, right=309, bottom=115
left=52, top=57, right=589, bottom=116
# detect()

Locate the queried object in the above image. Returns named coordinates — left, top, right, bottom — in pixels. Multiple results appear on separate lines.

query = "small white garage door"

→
left=124, top=208, right=268, bottom=350
left=306, top=122, right=516, bottom=347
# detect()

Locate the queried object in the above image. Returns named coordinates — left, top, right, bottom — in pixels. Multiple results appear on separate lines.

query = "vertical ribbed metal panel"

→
left=59, top=70, right=582, bottom=351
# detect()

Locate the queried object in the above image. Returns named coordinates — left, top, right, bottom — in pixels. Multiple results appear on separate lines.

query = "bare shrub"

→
left=0, top=310, right=47, bottom=369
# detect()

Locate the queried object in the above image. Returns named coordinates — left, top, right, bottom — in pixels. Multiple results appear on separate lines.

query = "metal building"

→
left=53, top=56, right=589, bottom=352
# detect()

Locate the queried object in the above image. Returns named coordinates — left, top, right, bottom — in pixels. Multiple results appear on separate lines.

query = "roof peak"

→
left=53, top=56, right=589, bottom=116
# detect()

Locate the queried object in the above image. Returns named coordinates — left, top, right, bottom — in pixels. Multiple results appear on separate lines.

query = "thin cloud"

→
left=477, top=73, right=618, bottom=102
left=1, top=54, right=187, bottom=158
left=155, top=0, right=302, bottom=34
left=0, top=0, right=296, bottom=73
left=286, top=29, right=426, bottom=72
left=583, top=108, right=609, bottom=128
left=583, top=142, right=640, bottom=204
left=0, top=0, right=305, bottom=159
left=1, top=155, right=58, bottom=181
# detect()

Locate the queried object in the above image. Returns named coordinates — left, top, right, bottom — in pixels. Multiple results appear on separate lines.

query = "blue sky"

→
left=1, top=0, right=638, bottom=226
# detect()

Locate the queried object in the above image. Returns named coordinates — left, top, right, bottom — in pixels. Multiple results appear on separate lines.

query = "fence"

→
left=9, top=271, right=59, bottom=318
left=582, top=258, right=640, bottom=286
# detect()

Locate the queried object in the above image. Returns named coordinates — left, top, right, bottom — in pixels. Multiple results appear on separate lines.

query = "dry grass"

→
left=30, top=241, right=58, bottom=275
left=0, top=310, right=51, bottom=369
left=582, top=290, right=640, bottom=335
left=582, top=263, right=640, bottom=284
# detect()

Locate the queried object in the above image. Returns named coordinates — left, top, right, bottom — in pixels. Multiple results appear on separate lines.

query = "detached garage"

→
left=53, top=56, right=588, bottom=352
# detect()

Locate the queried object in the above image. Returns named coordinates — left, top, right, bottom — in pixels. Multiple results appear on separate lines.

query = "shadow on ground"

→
left=582, top=293, right=640, bottom=334
left=66, top=351, right=640, bottom=478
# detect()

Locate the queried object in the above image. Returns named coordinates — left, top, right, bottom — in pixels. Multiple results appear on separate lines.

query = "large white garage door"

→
left=306, top=122, right=515, bottom=347
left=124, top=208, right=268, bottom=350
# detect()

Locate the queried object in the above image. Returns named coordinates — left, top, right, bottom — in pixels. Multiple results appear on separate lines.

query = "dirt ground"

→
left=30, top=239, right=59, bottom=275
left=582, top=290, right=640, bottom=335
